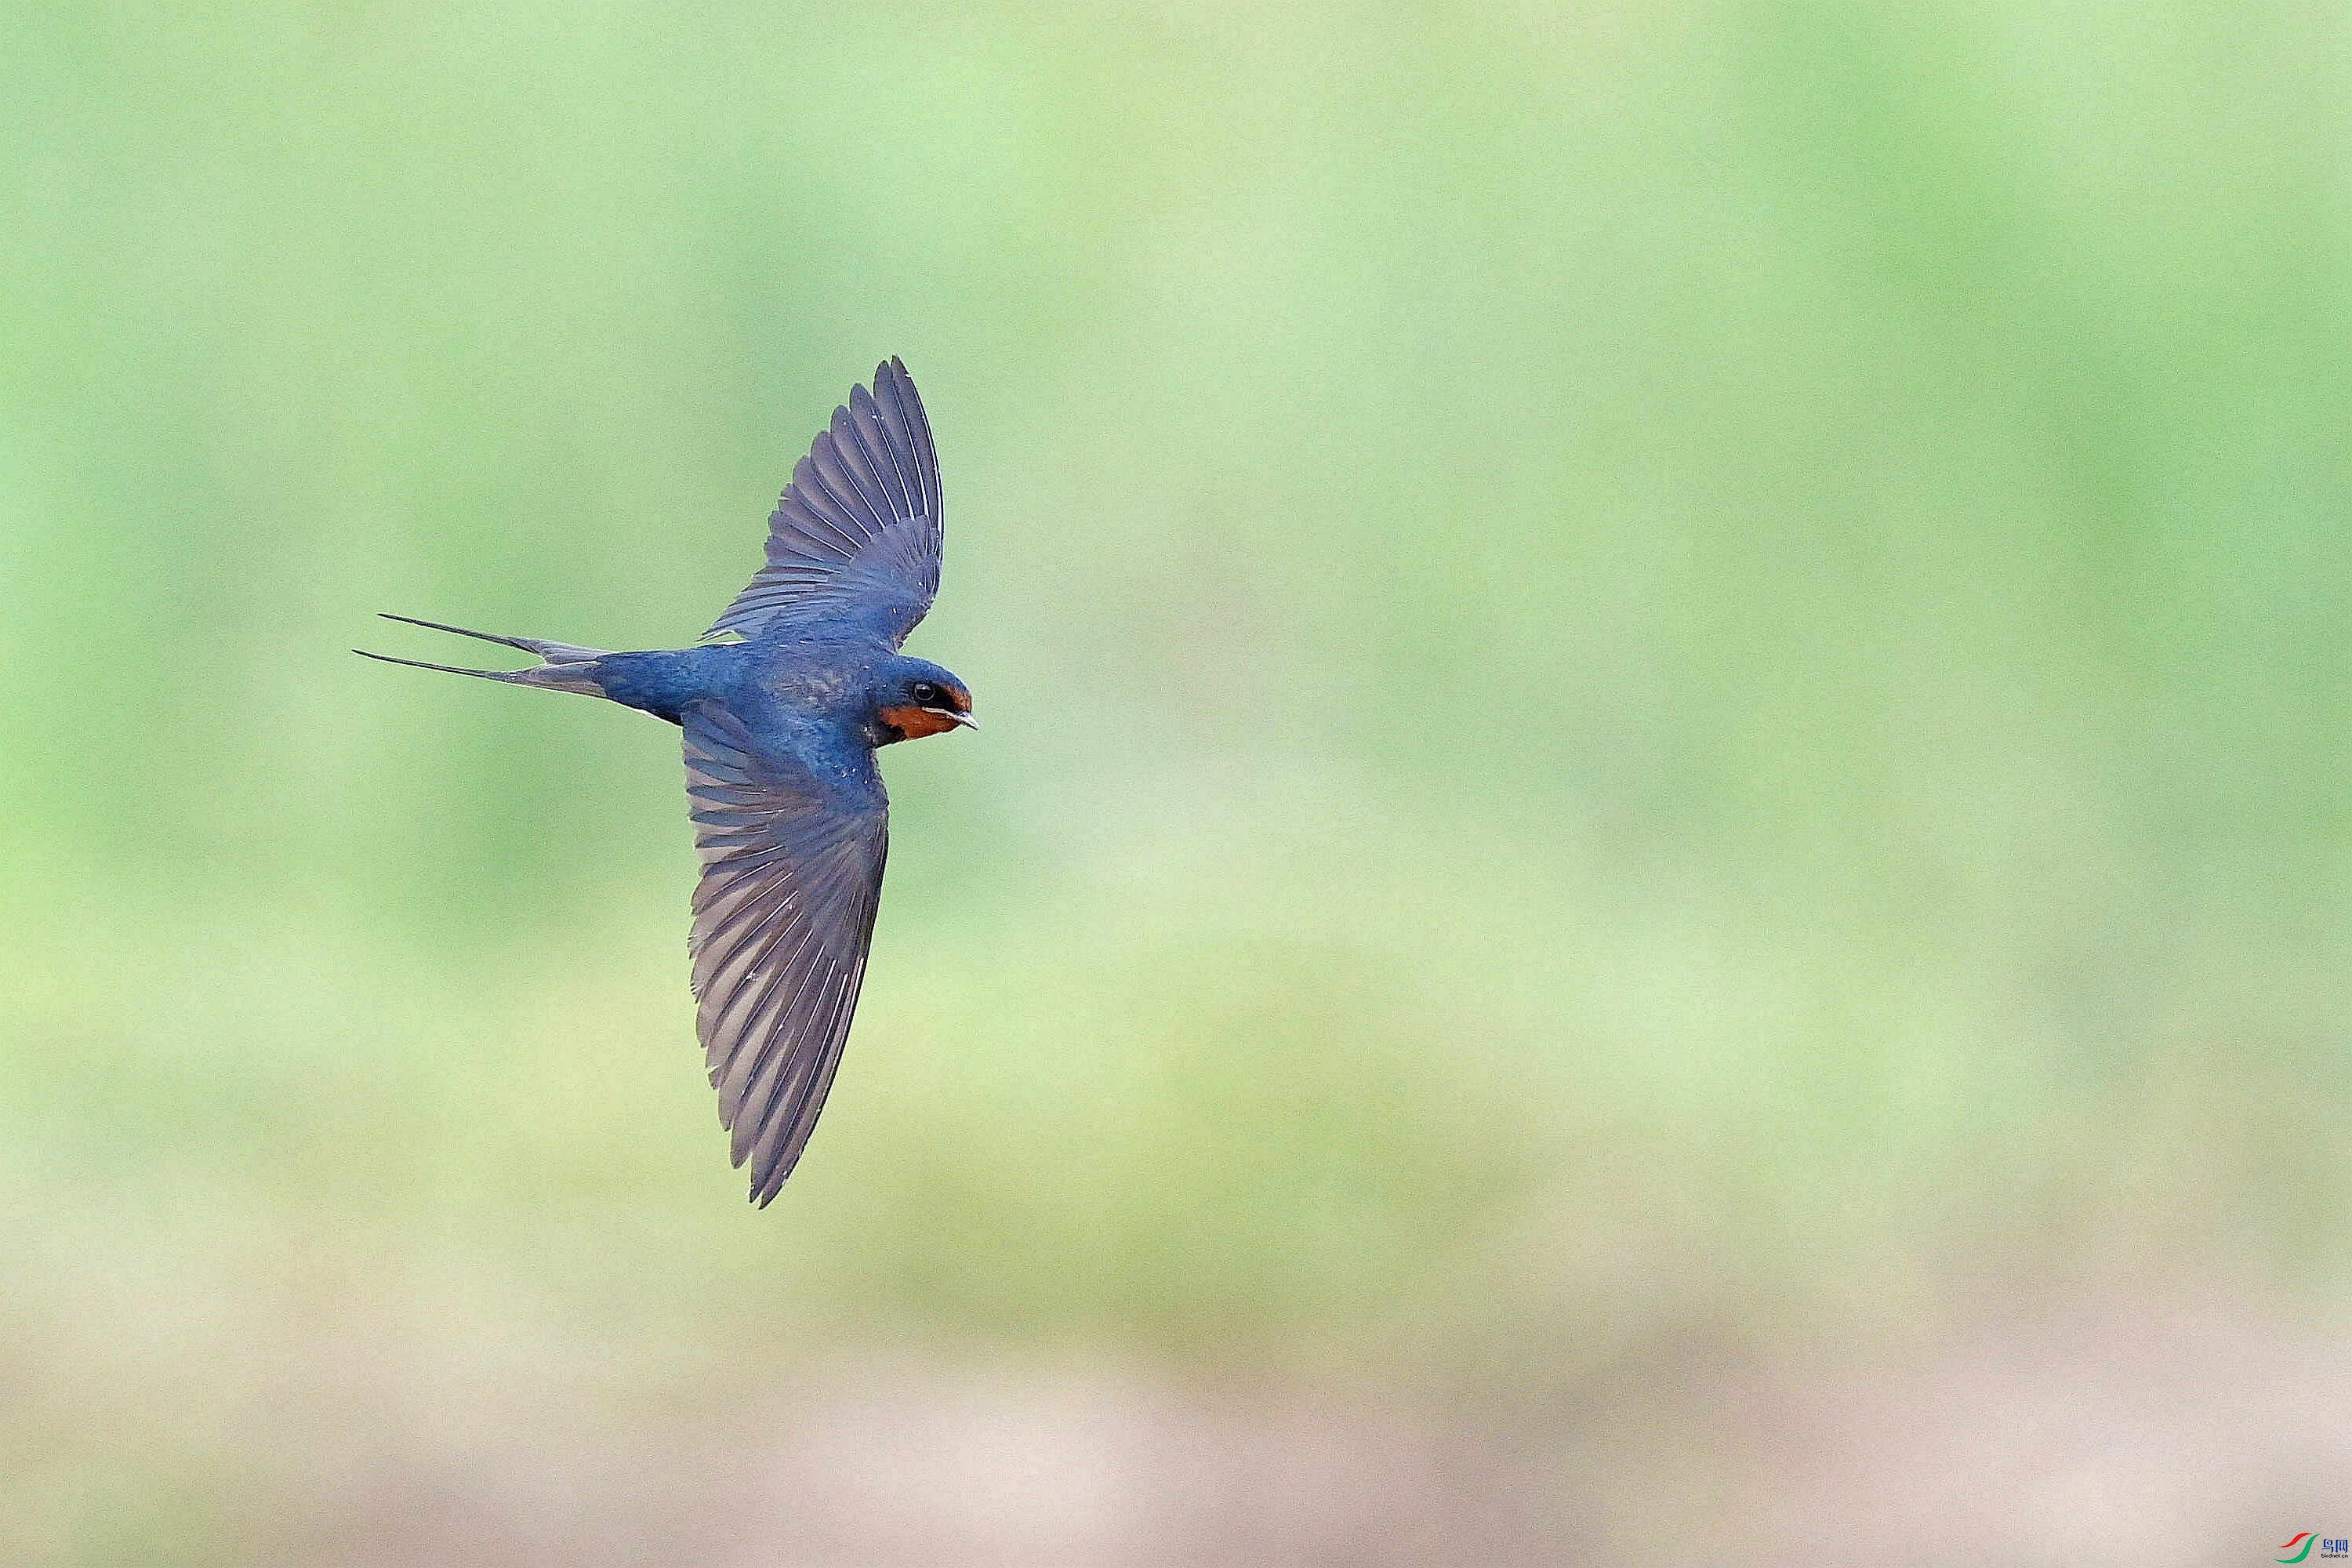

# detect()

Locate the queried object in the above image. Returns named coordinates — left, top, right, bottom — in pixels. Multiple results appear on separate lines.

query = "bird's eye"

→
left=911, top=681, right=939, bottom=705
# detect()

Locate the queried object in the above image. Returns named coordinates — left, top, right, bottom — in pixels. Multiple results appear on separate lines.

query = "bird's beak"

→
left=927, top=707, right=980, bottom=731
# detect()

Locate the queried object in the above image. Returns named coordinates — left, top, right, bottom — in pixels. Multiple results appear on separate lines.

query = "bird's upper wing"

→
left=706, top=358, right=943, bottom=648
left=683, top=702, right=890, bottom=1204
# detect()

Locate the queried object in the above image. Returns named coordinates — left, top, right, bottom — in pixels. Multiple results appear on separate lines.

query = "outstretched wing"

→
left=707, top=358, right=943, bottom=648
left=683, top=704, right=890, bottom=1204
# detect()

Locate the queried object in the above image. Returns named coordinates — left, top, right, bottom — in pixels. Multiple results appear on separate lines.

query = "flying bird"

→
left=360, top=358, right=973, bottom=1204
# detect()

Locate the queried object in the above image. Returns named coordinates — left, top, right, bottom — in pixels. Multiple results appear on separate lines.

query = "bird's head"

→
left=872, top=657, right=977, bottom=744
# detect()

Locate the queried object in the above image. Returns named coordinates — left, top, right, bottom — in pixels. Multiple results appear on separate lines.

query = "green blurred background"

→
left=5, top=2, right=2348, bottom=1563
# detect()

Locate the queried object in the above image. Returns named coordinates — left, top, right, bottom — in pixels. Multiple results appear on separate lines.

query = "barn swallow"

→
left=360, top=358, right=971, bottom=1204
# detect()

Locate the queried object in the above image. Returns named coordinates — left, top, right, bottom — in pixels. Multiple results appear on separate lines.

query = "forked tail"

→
left=355, top=613, right=612, bottom=695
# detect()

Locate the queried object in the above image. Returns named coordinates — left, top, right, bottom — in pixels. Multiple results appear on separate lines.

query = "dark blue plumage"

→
left=360, top=359, right=973, bottom=1204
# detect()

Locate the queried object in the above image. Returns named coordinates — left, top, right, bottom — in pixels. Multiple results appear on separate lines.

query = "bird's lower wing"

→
left=683, top=704, right=889, bottom=1204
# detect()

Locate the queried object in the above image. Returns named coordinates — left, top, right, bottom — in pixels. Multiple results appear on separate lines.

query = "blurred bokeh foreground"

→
left=5, top=2, right=2349, bottom=1563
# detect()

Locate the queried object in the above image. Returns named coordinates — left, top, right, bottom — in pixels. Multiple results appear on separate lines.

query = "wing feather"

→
left=708, top=358, right=944, bottom=648
left=822, top=407, right=895, bottom=524
left=683, top=705, right=889, bottom=1203
left=848, top=385, right=915, bottom=518
left=872, top=358, right=942, bottom=526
